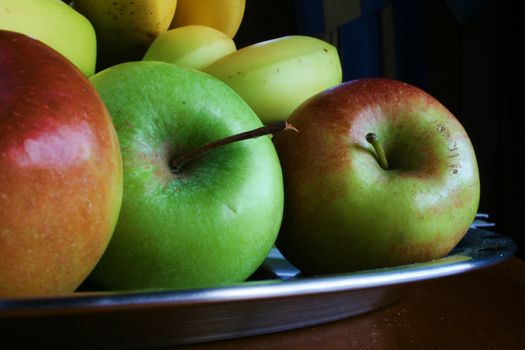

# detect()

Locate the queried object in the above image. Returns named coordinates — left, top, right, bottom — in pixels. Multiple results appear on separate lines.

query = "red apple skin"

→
left=0, top=31, right=123, bottom=297
left=274, top=78, right=480, bottom=274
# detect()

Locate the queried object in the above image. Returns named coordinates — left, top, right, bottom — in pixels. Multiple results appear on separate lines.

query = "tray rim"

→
left=0, top=227, right=517, bottom=318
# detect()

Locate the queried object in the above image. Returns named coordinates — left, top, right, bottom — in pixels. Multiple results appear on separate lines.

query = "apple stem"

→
left=171, top=121, right=298, bottom=174
left=366, top=133, right=389, bottom=170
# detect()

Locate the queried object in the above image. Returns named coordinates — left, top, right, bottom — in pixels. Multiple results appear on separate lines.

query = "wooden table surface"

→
left=175, top=257, right=525, bottom=350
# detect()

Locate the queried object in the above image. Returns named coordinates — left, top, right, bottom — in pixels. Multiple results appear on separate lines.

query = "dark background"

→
left=236, top=0, right=522, bottom=258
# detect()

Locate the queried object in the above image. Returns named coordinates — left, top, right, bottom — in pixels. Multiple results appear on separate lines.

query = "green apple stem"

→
left=171, top=121, right=297, bottom=174
left=366, top=133, right=389, bottom=170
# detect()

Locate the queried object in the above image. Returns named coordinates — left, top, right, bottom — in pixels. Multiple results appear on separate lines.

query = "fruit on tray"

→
left=0, top=30, right=123, bottom=297
left=170, top=0, right=246, bottom=38
left=204, top=35, right=342, bottom=123
left=274, top=78, right=480, bottom=274
left=0, top=0, right=96, bottom=76
left=72, top=0, right=178, bottom=69
left=0, top=1, right=485, bottom=294
left=143, top=25, right=237, bottom=70
left=88, top=61, right=284, bottom=291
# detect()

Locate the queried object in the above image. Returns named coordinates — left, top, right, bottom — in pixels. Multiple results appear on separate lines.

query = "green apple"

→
left=204, top=35, right=342, bottom=123
left=88, top=61, right=284, bottom=291
left=0, top=30, right=122, bottom=297
left=273, top=78, right=480, bottom=274
left=0, top=0, right=97, bottom=76
left=143, top=25, right=237, bottom=70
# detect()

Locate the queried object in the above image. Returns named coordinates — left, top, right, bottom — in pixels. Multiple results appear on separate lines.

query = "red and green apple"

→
left=0, top=30, right=123, bottom=297
left=274, top=78, right=480, bottom=274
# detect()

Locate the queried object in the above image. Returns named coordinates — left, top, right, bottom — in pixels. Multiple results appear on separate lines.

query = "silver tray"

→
left=0, top=217, right=517, bottom=349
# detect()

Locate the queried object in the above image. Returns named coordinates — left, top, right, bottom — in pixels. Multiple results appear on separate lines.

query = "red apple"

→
left=0, top=30, right=123, bottom=297
left=274, top=78, right=480, bottom=274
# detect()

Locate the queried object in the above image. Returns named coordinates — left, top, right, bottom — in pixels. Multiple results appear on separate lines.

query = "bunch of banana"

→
left=63, top=0, right=342, bottom=124
left=72, top=0, right=178, bottom=69
left=170, top=0, right=245, bottom=38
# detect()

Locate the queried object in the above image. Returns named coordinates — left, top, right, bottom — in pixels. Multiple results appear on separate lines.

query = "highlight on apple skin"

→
left=274, top=78, right=480, bottom=275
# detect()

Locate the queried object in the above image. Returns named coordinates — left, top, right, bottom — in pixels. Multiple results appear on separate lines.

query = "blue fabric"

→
left=361, top=0, right=390, bottom=15
left=293, top=0, right=325, bottom=35
left=391, top=0, right=428, bottom=89
left=339, top=14, right=381, bottom=80
left=290, top=0, right=437, bottom=87
left=445, top=0, right=491, bottom=23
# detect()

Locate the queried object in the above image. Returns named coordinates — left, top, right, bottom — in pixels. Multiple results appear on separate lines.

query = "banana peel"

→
left=170, top=0, right=245, bottom=38
left=73, top=0, right=178, bottom=70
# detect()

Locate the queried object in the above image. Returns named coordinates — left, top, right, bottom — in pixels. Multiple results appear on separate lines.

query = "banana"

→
left=143, top=25, right=236, bottom=70
left=170, top=0, right=245, bottom=38
left=0, top=0, right=96, bottom=76
left=73, top=0, right=178, bottom=69
left=204, top=35, right=342, bottom=123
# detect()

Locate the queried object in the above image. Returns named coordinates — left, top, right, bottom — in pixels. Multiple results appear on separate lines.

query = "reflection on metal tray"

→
left=0, top=218, right=517, bottom=349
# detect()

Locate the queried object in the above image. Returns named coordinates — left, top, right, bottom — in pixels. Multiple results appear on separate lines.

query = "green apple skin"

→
left=88, top=61, right=284, bottom=290
left=0, top=31, right=122, bottom=297
left=274, top=78, right=480, bottom=274
left=0, top=0, right=96, bottom=76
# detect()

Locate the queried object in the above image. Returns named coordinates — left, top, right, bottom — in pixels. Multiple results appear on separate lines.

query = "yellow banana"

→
left=204, top=35, right=342, bottom=123
left=0, top=0, right=96, bottom=76
left=143, top=25, right=236, bottom=70
left=73, top=0, right=178, bottom=69
left=170, top=0, right=245, bottom=38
